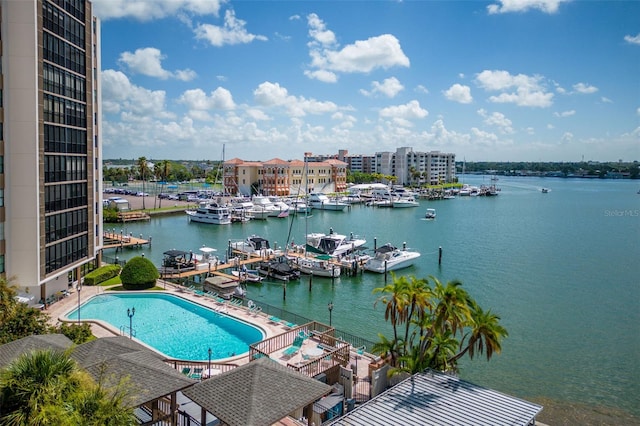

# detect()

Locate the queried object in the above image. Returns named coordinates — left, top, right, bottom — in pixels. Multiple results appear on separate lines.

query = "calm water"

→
left=65, top=293, right=264, bottom=360
left=109, top=176, right=640, bottom=416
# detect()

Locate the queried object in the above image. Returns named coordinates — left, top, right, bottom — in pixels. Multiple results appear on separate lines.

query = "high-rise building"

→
left=0, top=0, right=102, bottom=300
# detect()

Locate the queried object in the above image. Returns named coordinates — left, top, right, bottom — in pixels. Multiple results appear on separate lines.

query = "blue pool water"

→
left=65, top=293, right=265, bottom=361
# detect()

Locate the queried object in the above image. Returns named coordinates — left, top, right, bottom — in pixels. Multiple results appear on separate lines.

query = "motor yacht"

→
left=364, top=244, right=421, bottom=273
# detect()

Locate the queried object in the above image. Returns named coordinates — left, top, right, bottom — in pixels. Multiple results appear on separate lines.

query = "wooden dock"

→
left=103, top=232, right=151, bottom=250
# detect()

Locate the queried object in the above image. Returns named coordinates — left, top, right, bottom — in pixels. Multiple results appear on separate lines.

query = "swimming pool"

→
left=65, top=293, right=265, bottom=361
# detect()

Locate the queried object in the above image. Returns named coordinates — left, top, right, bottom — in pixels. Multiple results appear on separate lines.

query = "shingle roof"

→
left=329, top=369, right=543, bottom=426
left=71, top=336, right=196, bottom=407
left=0, top=334, right=73, bottom=368
left=182, top=357, right=332, bottom=426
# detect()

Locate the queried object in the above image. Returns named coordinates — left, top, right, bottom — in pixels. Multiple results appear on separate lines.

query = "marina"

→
left=102, top=176, right=640, bottom=419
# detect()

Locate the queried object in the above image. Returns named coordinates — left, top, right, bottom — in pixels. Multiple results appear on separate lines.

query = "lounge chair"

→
left=181, top=367, right=192, bottom=376
left=190, top=367, right=203, bottom=380
left=268, top=316, right=281, bottom=324
left=282, top=336, right=304, bottom=357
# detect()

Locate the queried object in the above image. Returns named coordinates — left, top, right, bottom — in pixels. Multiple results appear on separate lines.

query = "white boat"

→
left=364, top=243, right=421, bottom=273
left=289, top=255, right=341, bottom=278
left=230, top=235, right=274, bottom=257
left=425, top=208, right=436, bottom=219
left=308, top=193, right=348, bottom=211
left=541, top=188, right=549, bottom=193
left=306, top=229, right=366, bottom=257
left=268, top=196, right=291, bottom=217
left=287, top=199, right=312, bottom=214
left=251, top=195, right=281, bottom=217
left=185, top=203, right=231, bottom=225
left=392, top=196, right=419, bottom=208
left=231, top=268, right=263, bottom=283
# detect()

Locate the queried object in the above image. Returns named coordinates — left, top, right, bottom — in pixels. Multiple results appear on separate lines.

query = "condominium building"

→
left=375, top=147, right=456, bottom=186
left=1, top=0, right=102, bottom=299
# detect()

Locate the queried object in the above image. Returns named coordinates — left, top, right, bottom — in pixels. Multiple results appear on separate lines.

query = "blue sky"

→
left=93, top=0, right=639, bottom=162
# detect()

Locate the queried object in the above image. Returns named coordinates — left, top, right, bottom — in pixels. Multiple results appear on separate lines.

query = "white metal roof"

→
left=330, top=369, right=543, bottom=426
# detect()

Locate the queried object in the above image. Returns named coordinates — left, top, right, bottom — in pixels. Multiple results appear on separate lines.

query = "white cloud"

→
left=443, top=84, right=473, bottom=104
left=253, top=81, right=338, bottom=117
left=178, top=87, right=236, bottom=120
left=118, top=48, right=197, bottom=81
left=101, top=69, right=172, bottom=118
left=245, top=109, right=271, bottom=121
left=561, top=132, right=574, bottom=143
left=305, top=14, right=410, bottom=82
left=487, top=0, right=569, bottom=15
left=477, top=109, right=514, bottom=134
left=601, top=97, right=613, bottom=103
left=554, top=110, right=576, bottom=117
left=194, top=9, right=268, bottom=47
left=361, top=77, right=404, bottom=98
left=92, top=0, right=223, bottom=21
left=303, top=70, right=338, bottom=83
left=475, top=69, right=553, bottom=107
left=307, top=13, right=337, bottom=47
left=415, top=85, right=429, bottom=95
left=572, top=82, right=598, bottom=94
left=637, top=107, right=640, bottom=116
left=379, top=100, right=428, bottom=127
left=624, top=33, right=640, bottom=45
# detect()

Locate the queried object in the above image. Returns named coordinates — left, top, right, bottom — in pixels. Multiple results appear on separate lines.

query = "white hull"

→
left=186, top=205, right=231, bottom=225
left=290, top=257, right=341, bottom=278
left=392, top=199, right=419, bottom=208
left=364, top=244, right=421, bottom=273
left=309, top=201, right=348, bottom=211
left=231, top=270, right=263, bottom=283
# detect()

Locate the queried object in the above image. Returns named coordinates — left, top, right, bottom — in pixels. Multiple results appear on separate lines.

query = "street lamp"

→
left=328, top=301, right=334, bottom=327
left=208, top=348, right=212, bottom=375
left=127, top=307, right=135, bottom=339
left=77, top=283, right=82, bottom=324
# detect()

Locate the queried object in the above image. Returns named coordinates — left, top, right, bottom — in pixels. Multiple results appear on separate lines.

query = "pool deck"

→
left=45, top=280, right=287, bottom=343
left=43, top=280, right=375, bottom=379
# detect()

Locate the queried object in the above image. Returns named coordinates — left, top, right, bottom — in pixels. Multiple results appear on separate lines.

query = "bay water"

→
left=109, top=176, right=640, bottom=417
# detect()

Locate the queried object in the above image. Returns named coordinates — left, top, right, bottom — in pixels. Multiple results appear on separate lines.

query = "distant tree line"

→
left=103, top=158, right=223, bottom=184
left=461, top=161, right=639, bottom=178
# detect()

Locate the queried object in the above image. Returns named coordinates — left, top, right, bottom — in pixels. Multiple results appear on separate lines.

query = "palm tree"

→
left=373, top=274, right=410, bottom=365
left=157, top=160, right=171, bottom=209
left=431, top=277, right=472, bottom=336
left=0, top=349, right=135, bottom=425
left=137, top=157, right=148, bottom=210
left=449, top=301, right=508, bottom=364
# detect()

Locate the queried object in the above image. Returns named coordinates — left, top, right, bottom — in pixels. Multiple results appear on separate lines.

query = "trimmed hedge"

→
left=83, top=264, right=121, bottom=286
left=120, top=256, right=159, bottom=290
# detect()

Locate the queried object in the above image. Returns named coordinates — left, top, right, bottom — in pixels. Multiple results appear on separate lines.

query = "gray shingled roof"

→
left=71, top=336, right=196, bottom=407
left=0, top=335, right=195, bottom=409
left=330, top=369, right=543, bottom=426
left=0, top=334, right=73, bottom=368
left=182, top=357, right=332, bottom=426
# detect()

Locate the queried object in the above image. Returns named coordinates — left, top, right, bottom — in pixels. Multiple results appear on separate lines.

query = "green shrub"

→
left=103, top=206, right=120, bottom=223
left=83, top=264, right=121, bottom=286
left=120, top=256, right=159, bottom=290
left=57, top=323, right=94, bottom=344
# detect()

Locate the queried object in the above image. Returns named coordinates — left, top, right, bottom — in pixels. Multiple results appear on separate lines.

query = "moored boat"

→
left=230, top=235, right=274, bottom=257
left=305, top=228, right=366, bottom=257
left=308, top=193, right=348, bottom=211
left=288, top=255, right=341, bottom=278
left=363, top=243, right=421, bottom=273
left=255, top=258, right=301, bottom=281
left=185, top=203, right=231, bottom=225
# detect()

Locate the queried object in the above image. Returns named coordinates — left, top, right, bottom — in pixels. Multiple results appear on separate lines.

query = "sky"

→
left=92, top=0, right=640, bottom=163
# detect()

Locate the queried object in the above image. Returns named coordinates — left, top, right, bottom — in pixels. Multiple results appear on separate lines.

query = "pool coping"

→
left=53, top=282, right=285, bottom=365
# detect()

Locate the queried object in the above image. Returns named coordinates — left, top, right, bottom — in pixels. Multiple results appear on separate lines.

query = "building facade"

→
left=375, top=147, right=456, bottom=186
left=223, top=155, right=348, bottom=196
left=1, top=0, right=102, bottom=299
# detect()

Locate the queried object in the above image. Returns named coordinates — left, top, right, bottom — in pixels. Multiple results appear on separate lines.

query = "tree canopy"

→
left=119, top=257, right=159, bottom=290
left=372, top=274, right=508, bottom=375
